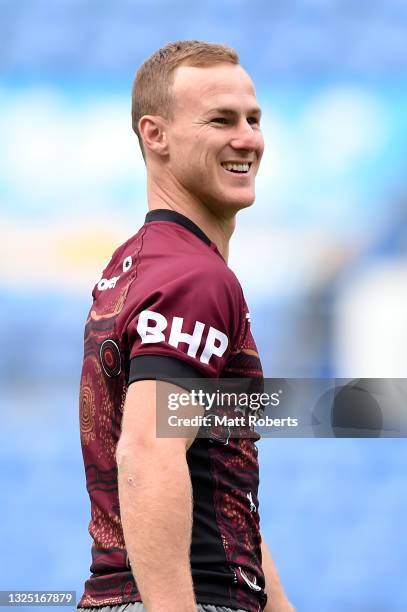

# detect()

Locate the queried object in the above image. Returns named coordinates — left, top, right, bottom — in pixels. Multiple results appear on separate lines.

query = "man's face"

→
left=165, top=63, right=264, bottom=215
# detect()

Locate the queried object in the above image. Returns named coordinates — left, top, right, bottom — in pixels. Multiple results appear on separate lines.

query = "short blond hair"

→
left=131, top=40, right=239, bottom=156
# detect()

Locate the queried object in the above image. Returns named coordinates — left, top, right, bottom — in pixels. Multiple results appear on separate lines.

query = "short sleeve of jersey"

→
left=121, top=263, right=243, bottom=383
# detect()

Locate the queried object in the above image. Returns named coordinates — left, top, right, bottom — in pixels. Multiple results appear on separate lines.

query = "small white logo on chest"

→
left=97, top=275, right=120, bottom=291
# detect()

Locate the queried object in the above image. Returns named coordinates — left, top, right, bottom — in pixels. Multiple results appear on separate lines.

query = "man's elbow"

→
left=116, top=435, right=146, bottom=472
left=116, top=439, right=128, bottom=470
left=116, top=433, right=186, bottom=473
left=116, top=424, right=157, bottom=464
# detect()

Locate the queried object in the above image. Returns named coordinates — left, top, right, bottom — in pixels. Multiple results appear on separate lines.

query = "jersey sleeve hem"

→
left=128, top=354, right=204, bottom=385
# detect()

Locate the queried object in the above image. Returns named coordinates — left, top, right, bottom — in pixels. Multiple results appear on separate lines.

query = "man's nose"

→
left=230, top=119, right=258, bottom=150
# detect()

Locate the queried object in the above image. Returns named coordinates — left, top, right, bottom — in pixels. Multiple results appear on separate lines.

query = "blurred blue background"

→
left=1, top=1, right=407, bottom=610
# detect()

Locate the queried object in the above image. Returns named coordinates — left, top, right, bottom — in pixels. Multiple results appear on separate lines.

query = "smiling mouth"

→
left=221, top=161, right=252, bottom=174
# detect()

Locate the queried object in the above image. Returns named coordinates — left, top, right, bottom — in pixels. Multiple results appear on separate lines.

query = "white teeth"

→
left=222, top=162, right=250, bottom=173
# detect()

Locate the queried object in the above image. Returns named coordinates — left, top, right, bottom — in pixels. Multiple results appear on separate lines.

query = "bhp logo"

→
left=136, top=310, right=228, bottom=364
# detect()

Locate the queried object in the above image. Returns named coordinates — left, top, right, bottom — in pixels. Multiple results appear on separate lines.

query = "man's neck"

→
left=147, top=174, right=236, bottom=262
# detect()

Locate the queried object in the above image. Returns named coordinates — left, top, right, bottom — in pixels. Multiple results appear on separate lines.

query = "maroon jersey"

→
left=78, top=209, right=267, bottom=611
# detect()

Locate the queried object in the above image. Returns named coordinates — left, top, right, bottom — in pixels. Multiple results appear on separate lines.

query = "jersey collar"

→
left=145, top=209, right=211, bottom=247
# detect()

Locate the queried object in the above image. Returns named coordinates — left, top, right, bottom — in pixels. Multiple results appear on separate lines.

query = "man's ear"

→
left=138, top=115, right=169, bottom=157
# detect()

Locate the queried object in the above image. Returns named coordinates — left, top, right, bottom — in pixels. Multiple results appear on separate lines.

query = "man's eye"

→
left=212, top=117, right=228, bottom=125
left=247, top=117, right=259, bottom=126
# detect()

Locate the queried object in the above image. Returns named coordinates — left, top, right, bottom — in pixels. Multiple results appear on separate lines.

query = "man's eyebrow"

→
left=205, top=107, right=262, bottom=117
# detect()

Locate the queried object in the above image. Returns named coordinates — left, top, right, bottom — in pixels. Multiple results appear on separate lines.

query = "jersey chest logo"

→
left=136, top=309, right=228, bottom=365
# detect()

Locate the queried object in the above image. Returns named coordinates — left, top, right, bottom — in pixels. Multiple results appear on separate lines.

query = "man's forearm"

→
left=117, top=442, right=196, bottom=612
left=261, top=537, right=294, bottom=612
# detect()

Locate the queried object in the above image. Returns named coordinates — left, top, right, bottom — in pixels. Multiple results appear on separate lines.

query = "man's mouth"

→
left=221, top=161, right=252, bottom=174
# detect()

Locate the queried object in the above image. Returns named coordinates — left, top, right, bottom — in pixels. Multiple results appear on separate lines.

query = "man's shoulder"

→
left=98, top=218, right=245, bottom=318
left=137, top=221, right=240, bottom=290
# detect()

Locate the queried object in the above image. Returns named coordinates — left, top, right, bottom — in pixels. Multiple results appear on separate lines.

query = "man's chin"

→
left=227, top=194, right=256, bottom=211
left=222, top=185, right=255, bottom=206
left=203, top=188, right=256, bottom=217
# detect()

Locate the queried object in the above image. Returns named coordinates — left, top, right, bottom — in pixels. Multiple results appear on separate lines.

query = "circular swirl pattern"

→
left=80, top=373, right=96, bottom=445
left=99, top=338, right=122, bottom=377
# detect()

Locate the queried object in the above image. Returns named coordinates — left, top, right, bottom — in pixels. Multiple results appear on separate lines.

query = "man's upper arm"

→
left=117, top=263, right=242, bottom=458
left=117, top=379, right=202, bottom=459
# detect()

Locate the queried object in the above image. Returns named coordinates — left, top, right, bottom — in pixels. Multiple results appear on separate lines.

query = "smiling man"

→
left=78, top=41, right=293, bottom=612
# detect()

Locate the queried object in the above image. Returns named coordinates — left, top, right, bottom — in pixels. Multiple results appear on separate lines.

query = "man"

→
left=78, top=41, right=293, bottom=612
